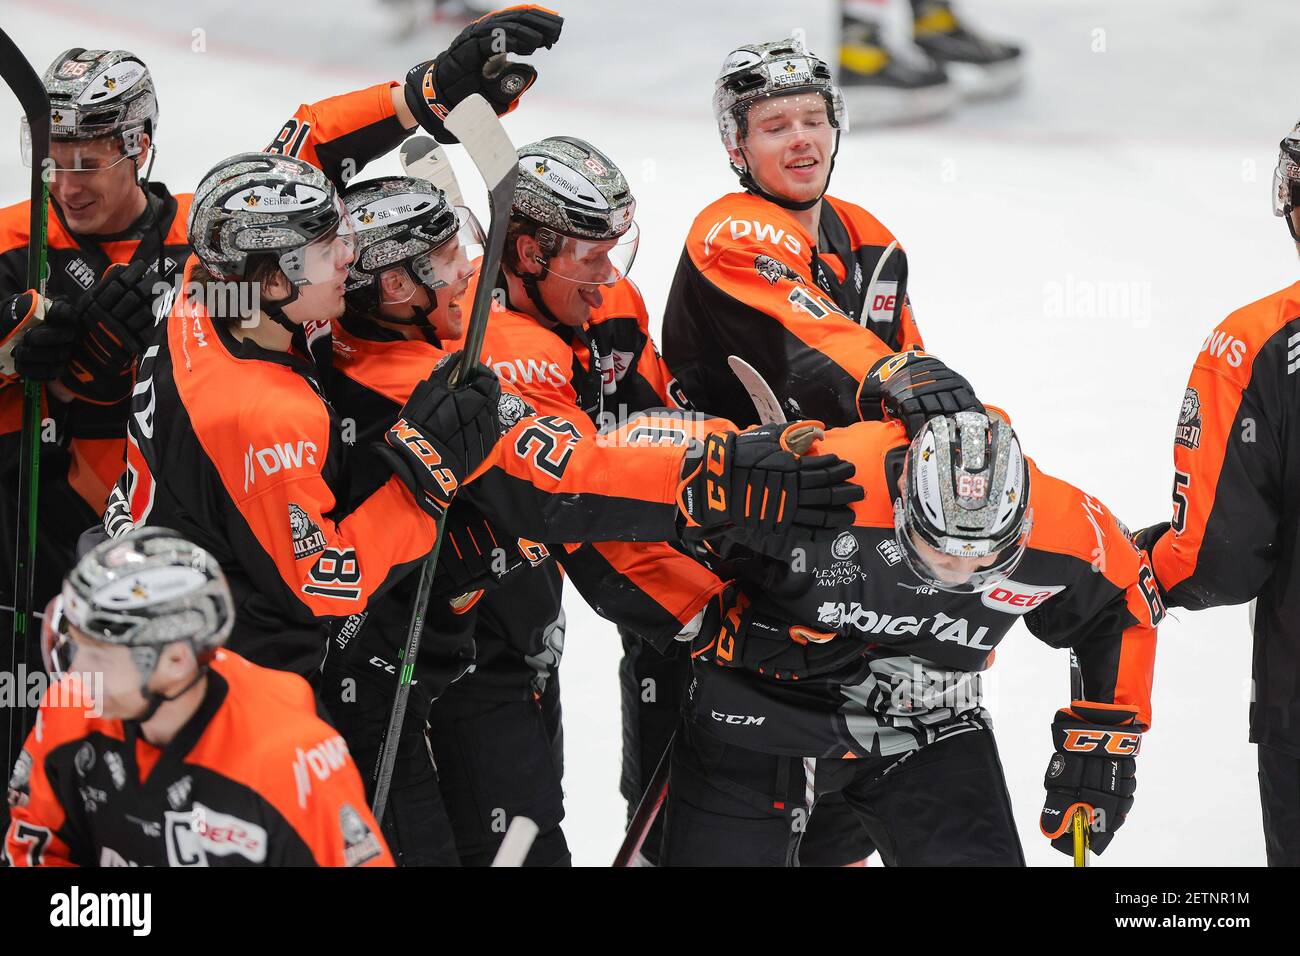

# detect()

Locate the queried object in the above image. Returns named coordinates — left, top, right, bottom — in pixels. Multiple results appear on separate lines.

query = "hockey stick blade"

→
left=490, top=815, right=539, bottom=867
left=860, top=239, right=897, bottom=329
left=442, top=94, right=517, bottom=192
left=398, top=134, right=465, bottom=207
left=726, top=356, right=821, bottom=454
left=727, top=355, right=786, bottom=425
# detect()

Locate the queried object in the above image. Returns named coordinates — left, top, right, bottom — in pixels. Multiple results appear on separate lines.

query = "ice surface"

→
left=3, top=0, right=1295, bottom=865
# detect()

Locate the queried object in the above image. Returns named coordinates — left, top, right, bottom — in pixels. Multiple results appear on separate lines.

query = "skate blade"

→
left=945, top=59, right=1024, bottom=100
left=841, top=83, right=959, bottom=128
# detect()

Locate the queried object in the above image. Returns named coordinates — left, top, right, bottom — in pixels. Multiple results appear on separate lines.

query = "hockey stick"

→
left=0, top=28, right=50, bottom=784
left=371, top=94, right=518, bottom=822
left=489, top=814, right=539, bottom=867
left=860, top=239, right=897, bottom=329
left=613, top=727, right=674, bottom=867
left=611, top=361, right=816, bottom=866
left=1068, top=649, right=1091, bottom=867
left=727, top=355, right=785, bottom=426
left=399, top=134, right=465, bottom=207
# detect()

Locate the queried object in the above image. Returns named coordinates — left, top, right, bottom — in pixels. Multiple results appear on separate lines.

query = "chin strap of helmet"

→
left=125, top=643, right=209, bottom=727
left=518, top=251, right=565, bottom=328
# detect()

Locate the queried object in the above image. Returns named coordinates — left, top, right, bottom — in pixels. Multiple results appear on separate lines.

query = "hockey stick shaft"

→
left=372, top=95, right=518, bottom=822
left=613, top=726, right=675, bottom=867
left=0, top=27, right=50, bottom=783
left=1068, top=649, right=1090, bottom=867
left=399, top=135, right=465, bottom=208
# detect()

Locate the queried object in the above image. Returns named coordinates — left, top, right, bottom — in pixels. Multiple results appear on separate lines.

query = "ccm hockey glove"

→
left=61, top=260, right=162, bottom=404
left=677, top=421, right=862, bottom=540
left=375, top=354, right=503, bottom=520
left=404, top=5, right=564, bottom=144
left=1, top=292, right=79, bottom=381
left=1040, top=704, right=1143, bottom=856
left=857, top=350, right=982, bottom=437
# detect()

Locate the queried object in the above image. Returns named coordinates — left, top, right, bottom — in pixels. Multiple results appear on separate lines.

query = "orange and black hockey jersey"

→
left=330, top=304, right=727, bottom=651
left=1148, top=282, right=1300, bottom=754
left=685, top=418, right=1161, bottom=759
left=662, top=190, right=924, bottom=428
left=109, top=262, right=443, bottom=678
left=5, top=649, right=392, bottom=867
left=581, top=277, right=690, bottom=416
left=0, top=80, right=412, bottom=614
left=0, top=184, right=190, bottom=613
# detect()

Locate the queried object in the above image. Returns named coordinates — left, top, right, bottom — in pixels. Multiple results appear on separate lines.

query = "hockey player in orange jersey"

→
left=5, top=528, right=392, bottom=867
left=1132, top=118, right=1300, bottom=866
left=658, top=408, right=1162, bottom=866
left=661, top=36, right=954, bottom=430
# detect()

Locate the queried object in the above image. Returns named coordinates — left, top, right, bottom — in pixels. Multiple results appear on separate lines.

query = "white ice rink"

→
left=4, top=0, right=1297, bottom=866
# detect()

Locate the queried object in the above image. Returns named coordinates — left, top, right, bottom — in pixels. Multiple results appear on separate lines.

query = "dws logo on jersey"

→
left=243, top=440, right=318, bottom=492
left=703, top=216, right=803, bottom=257
left=1200, top=330, right=1248, bottom=368
left=981, top=580, right=1065, bottom=615
left=485, top=355, right=567, bottom=388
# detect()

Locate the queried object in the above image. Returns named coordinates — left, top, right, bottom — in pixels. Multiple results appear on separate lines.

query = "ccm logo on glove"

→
left=390, top=419, right=458, bottom=497
left=1060, top=728, right=1141, bottom=756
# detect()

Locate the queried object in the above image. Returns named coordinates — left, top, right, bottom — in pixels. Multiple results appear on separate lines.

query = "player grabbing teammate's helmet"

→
left=506, top=136, right=639, bottom=326
left=894, top=411, right=1032, bottom=593
left=41, top=528, right=234, bottom=724
left=713, top=36, right=848, bottom=211
left=343, top=175, right=485, bottom=343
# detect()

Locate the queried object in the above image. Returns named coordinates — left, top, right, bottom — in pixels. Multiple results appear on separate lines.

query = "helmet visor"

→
left=40, top=595, right=75, bottom=677
left=278, top=195, right=358, bottom=287
left=541, top=221, right=639, bottom=285
left=1274, top=156, right=1300, bottom=238
left=411, top=206, right=485, bottom=292
left=894, top=498, right=1033, bottom=594
left=727, top=90, right=847, bottom=151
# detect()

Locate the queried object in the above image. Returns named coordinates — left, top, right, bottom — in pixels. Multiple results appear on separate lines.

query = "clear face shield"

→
left=40, top=595, right=75, bottom=677
left=278, top=194, right=359, bottom=288
left=538, top=220, right=640, bottom=286
left=893, top=498, right=1033, bottom=594
left=1273, top=149, right=1300, bottom=240
left=383, top=206, right=486, bottom=306
left=726, top=89, right=847, bottom=152
left=21, top=115, right=147, bottom=175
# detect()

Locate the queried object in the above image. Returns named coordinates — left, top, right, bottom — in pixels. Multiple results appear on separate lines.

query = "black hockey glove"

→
left=404, top=5, right=563, bottom=144
left=1130, top=521, right=1169, bottom=560
left=857, top=350, right=982, bottom=437
left=676, top=421, right=863, bottom=541
left=1, top=292, right=80, bottom=381
left=375, top=353, right=502, bottom=520
left=1040, top=704, right=1143, bottom=857
left=434, top=503, right=526, bottom=607
left=61, top=260, right=162, bottom=404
